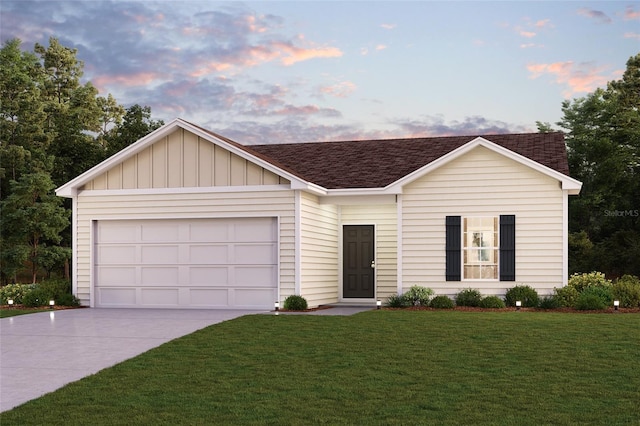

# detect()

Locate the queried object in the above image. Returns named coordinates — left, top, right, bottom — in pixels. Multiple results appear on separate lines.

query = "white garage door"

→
left=94, top=218, right=277, bottom=309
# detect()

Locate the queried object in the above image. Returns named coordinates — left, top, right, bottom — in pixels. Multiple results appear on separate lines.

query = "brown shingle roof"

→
left=246, top=132, right=569, bottom=189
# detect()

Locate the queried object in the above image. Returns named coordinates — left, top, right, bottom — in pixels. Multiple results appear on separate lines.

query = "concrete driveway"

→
left=0, top=308, right=264, bottom=412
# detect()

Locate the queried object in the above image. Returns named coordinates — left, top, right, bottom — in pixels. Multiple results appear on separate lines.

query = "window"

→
left=446, top=215, right=515, bottom=282
left=463, top=217, right=498, bottom=279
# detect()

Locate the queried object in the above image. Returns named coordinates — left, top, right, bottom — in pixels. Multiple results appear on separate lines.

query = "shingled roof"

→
left=243, top=132, right=569, bottom=189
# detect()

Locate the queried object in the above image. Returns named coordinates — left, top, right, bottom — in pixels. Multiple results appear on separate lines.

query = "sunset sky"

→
left=2, top=1, right=638, bottom=144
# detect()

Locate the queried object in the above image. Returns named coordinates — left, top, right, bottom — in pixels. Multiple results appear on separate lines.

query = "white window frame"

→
left=462, top=216, right=499, bottom=281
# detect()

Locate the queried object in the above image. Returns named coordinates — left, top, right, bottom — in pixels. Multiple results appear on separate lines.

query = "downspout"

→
left=294, top=190, right=302, bottom=295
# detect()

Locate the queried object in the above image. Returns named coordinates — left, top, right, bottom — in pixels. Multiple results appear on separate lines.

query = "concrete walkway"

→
left=0, top=308, right=264, bottom=412
left=0, top=305, right=373, bottom=412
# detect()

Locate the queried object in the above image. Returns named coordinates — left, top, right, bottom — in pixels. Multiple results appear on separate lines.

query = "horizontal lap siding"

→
left=300, top=193, right=339, bottom=307
left=75, top=190, right=296, bottom=306
left=402, top=146, right=563, bottom=297
left=340, top=204, right=398, bottom=300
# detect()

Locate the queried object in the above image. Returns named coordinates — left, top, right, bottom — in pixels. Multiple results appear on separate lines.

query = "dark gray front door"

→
left=343, top=225, right=375, bottom=298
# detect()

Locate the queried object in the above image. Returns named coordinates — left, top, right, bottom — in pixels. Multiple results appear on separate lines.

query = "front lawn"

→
left=0, top=308, right=49, bottom=318
left=2, top=311, right=639, bottom=425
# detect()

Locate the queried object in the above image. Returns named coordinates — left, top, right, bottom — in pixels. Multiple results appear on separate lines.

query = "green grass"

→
left=2, top=311, right=639, bottom=425
left=0, top=308, right=49, bottom=318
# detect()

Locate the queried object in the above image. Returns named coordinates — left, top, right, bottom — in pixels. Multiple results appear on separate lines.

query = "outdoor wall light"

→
left=515, top=301, right=522, bottom=311
left=49, top=300, right=55, bottom=309
left=614, top=300, right=620, bottom=311
left=376, top=300, right=382, bottom=310
left=274, top=301, right=280, bottom=311
left=8, top=299, right=14, bottom=306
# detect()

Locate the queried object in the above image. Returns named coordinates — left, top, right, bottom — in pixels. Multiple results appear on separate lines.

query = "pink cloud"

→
left=534, top=19, right=552, bottom=28
left=519, top=30, right=537, bottom=38
left=319, top=81, right=357, bottom=98
left=92, top=72, right=161, bottom=91
left=624, top=6, right=640, bottom=20
left=274, top=41, right=343, bottom=66
left=624, top=32, right=640, bottom=39
left=527, top=61, right=610, bottom=96
left=577, top=8, right=612, bottom=24
left=375, top=44, right=387, bottom=51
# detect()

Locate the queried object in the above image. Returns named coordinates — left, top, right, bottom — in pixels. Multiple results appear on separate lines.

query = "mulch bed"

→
left=386, top=306, right=640, bottom=313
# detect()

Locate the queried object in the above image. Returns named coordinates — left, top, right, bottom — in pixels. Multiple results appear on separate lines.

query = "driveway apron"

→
left=0, top=308, right=263, bottom=412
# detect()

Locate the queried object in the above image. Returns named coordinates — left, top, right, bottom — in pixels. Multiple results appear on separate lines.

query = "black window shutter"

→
left=500, top=215, right=516, bottom=281
left=445, top=216, right=461, bottom=281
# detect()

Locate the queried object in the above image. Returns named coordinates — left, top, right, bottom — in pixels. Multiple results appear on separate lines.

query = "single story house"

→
left=56, top=118, right=582, bottom=309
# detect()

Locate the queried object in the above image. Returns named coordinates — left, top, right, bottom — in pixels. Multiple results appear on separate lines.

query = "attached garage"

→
left=94, top=217, right=278, bottom=309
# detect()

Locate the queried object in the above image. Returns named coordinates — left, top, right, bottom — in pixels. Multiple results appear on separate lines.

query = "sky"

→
left=2, top=1, right=639, bottom=144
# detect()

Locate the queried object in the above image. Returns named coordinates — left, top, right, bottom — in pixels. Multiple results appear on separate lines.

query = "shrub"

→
left=283, top=295, right=308, bottom=311
left=55, top=293, right=81, bottom=307
left=0, top=283, right=36, bottom=305
left=568, top=271, right=612, bottom=292
left=22, top=288, right=50, bottom=307
left=478, top=296, right=505, bottom=309
left=504, top=285, right=540, bottom=308
left=575, top=292, right=607, bottom=311
left=612, top=275, right=640, bottom=308
left=429, top=295, right=455, bottom=309
left=578, top=285, right=613, bottom=307
left=539, top=296, right=561, bottom=310
left=402, top=285, right=434, bottom=306
left=454, top=288, right=482, bottom=307
left=385, top=294, right=409, bottom=308
left=553, top=286, right=579, bottom=308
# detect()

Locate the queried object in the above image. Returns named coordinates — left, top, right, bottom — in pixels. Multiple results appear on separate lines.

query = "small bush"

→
left=568, top=272, right=612, bottom=292
left=504, top=285, right=540, bottom=308
left=579, top=285, right=613, bottom=307
left=385, top=294, right=409, bottom=308
left=553, top=286, right=579, bottom=308
left=55, top=293, right=81, bottom=307
left=575, top=292, right=607, bottom=311
left=402, top=285, right=434, bottom=306
left=429, top=295, right=455, bottom=309
left=612, top=275, right=640, bottom=308
left=0, top=283, right=36, bottom=305
left=283, top=295, right=308, bottom=311
left=478, top=296, right=505, bottom=309
left=454, top=288, right=482, bottom=307
left=539, top=296, right=561, bottom=310
left=22, top=288, right=50, bottom=307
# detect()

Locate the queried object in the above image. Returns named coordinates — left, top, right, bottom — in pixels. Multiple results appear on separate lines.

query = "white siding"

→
left=340, top=204, right=398, bottom=300
left=74, top=190, right=296, bottom=306
left=401, top=145, right=564, bottom=297
left=300, top=192, right=339, bottom=307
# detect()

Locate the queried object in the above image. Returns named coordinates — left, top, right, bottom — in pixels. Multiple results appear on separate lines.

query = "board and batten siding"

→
left=74, top=190, right=296, bottom=306
left=81, top=129, right=289, bottom=190
left=299, top=192, right=339, bottom=307
left=401, top=146, right=564, bottom=297
left=340, top=204, right=398, bottom=300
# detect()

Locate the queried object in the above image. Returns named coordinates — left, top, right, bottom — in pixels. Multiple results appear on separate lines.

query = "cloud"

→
left=318, top=81, right=357, bottom=98
left=274, top=40, right=343, bottom=66
left=527, top=61, right=610, bottom=96
left=624, top=32, right=640, bottom=39
left=375, top=44, right=387, bottom=51
left=520, top=43, right=544, bottom=49
left=519, top=30, right=537, bottom=38
left=534, top=19, right=553, bottom=28
left=390, top=115, right=530, bottom=138
left=577, top=8, right=612, bottom=24
left=380, top=23, right=396, bottom=30
left=624, top=6, right=640, bottom=20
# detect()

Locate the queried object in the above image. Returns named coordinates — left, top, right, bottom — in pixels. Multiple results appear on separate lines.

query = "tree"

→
left=558, top=54, right=640, bottom=277
left=0, top=172, right=70, bottom=283
left=103, top=104, right=164, bottom=156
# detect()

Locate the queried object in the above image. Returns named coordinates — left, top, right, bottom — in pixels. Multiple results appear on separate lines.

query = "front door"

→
left=343, top=225, right=375, bottom=298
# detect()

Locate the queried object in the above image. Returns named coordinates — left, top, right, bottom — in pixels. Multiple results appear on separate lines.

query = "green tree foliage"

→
left=0, top=38, right=162, bottom=283
left=559, top=54, right=640, bottom=277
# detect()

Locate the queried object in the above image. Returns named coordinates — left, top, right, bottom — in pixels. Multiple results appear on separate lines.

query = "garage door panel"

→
left=141, top=267, right=179, bottom=286
left=141, top=245, right=180, bottom=264
left=99, top=267, right=137, bottom=285
left=95, top=218, right=277, bottom=309
left=98, top=246, right=137, bottom=264
left=189, top=245, right=229, bottom=264
left=189, top=267, right=229, bottom=286
left=234, top=244, right=277, bottom=264
left=140, top=288, right=179, bottom=305
left=98, top=288, right=137, bottom=305
left=189, top=289, right=229, bottom=306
